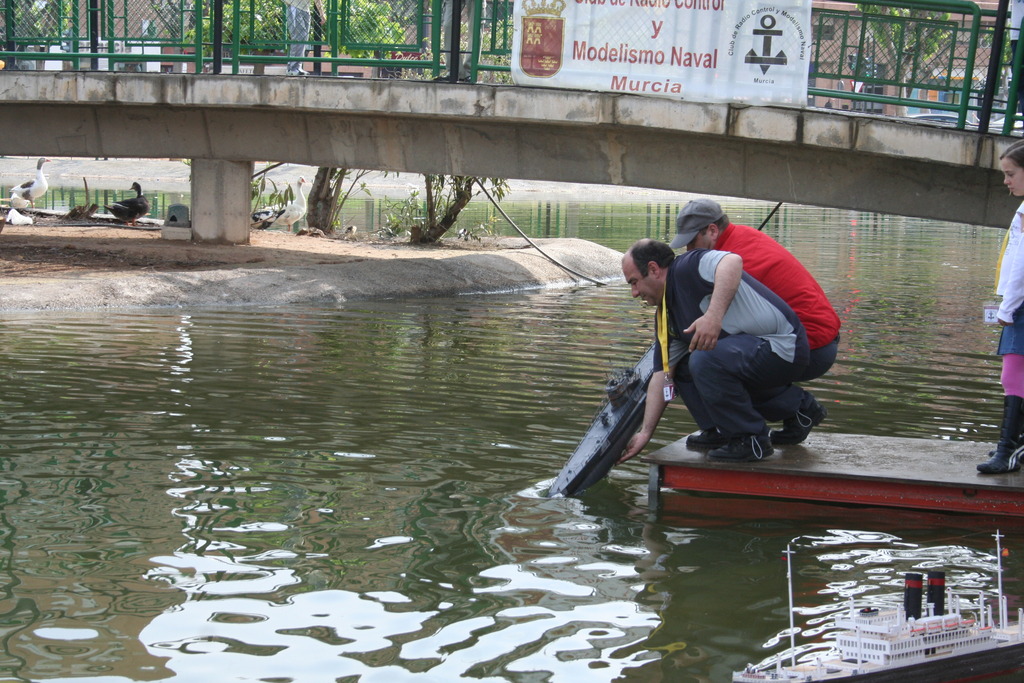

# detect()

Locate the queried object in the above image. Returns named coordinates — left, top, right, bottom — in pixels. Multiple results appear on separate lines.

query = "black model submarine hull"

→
left=548, top=343, right=656, bottom=497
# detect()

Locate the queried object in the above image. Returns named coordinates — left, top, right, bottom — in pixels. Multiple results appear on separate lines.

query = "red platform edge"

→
left=656, top=466, right=1024, bottom=516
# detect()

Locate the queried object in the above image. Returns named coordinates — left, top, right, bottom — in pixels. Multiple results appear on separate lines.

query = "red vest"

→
left=715, top=223, right=841, bottom=349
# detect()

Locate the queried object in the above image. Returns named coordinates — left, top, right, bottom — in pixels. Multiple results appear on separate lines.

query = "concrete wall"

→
left=0, top=72, right=1017, bottom=242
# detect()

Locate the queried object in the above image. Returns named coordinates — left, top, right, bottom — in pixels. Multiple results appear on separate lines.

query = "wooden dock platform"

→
left=641, top=433, right=1024, bottom=516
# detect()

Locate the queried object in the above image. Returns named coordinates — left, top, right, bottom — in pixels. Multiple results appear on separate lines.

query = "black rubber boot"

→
left=977, top=395, right=1024, bottom=474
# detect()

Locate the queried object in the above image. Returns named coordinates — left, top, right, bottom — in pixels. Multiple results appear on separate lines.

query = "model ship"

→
left=734, top=533, right=1024, bottom=682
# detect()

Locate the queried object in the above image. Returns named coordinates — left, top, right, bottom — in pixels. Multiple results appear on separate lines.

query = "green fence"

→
left=808, top=0, right=1019, bottom=134
left=1, top=0, right=1020, bottom=133
left=0, top=0, right=512, bottom=78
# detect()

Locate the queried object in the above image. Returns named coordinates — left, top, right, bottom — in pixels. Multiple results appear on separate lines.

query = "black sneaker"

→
left=708, top=433, right=774, bottom=462
left=977, top=443, right=1024, bottom=474
left=770, top=397, right=827, bottom=445
left=686, top=427, right=728, bottom=450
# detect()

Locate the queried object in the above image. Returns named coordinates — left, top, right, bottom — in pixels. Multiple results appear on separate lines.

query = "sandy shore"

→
left=0, top=156, right=663, bottom=312
left=0, top=216, right=625, bottom=313
left=0, top=234, right=624, bottom=312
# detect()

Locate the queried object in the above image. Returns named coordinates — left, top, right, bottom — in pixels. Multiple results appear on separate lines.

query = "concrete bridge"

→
left=0, top=71, right=1018, bottom=243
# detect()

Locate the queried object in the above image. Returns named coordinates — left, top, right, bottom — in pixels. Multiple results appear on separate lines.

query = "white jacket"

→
left=997, top=200, right=1024, bottom=323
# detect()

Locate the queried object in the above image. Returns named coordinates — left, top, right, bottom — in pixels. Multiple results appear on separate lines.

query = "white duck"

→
left=250, top=177, right=308, bottom=231
left=8, top=191, right=29, bottom=209
left=6, top=208, right=33, bottom=225
left=11, top=157, right=50, bottom=208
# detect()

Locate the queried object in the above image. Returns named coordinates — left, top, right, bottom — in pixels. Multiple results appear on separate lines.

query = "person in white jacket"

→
left=980, top=138, right=1024, bottom=473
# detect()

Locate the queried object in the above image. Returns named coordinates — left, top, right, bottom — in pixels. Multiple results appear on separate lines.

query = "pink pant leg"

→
left=1002, top=353, right=1024, bottom=398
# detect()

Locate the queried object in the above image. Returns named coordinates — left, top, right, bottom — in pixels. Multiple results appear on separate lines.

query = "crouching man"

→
left=618, top=239, right=809, bottom=463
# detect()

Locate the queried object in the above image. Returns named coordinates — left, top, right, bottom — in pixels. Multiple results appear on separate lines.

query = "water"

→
left=0, top=197, right=1020, bottom=682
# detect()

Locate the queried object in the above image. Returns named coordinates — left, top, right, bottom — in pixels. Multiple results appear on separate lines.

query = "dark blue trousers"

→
left=675, top=334, right=808, bottom=437
left=796, top=335, right=838, bottom=383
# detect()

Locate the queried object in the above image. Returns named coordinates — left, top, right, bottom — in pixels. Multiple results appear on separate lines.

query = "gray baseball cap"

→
left=671, top=199, right=725, bottom=249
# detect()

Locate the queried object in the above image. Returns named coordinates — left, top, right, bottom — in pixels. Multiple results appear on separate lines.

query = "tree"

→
left=251, top=164, right=370, bottom=233
left=410, top=174, right=508, bottom=244
left=203, top=0, right=284, bottom=51
left=307, top=167, right=371, bottom=232
left=854, top=5, right=955, bottom=112
left=341, top=0, right=408, bottom=52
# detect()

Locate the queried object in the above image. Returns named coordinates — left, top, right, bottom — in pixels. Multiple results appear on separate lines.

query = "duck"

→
left=6, top=208, right=33, bottom=225
left=250, top=177, right=308, bottom=231
left=104, top=182, right=150, bottom=225
left=11, top=157, right=50, bottom=208
left=8, top=191, right=29, bottom=209
left=250, top=206, right=284, bottom=230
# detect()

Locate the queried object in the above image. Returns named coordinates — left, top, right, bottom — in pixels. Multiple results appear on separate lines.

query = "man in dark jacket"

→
left=619, top=239, right=810, bottom=463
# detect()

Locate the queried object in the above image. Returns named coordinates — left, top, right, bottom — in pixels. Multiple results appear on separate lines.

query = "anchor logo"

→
left=745, top=15, right=788, bottom=74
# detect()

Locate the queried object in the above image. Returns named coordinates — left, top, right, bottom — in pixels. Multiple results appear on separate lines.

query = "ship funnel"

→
left=904, top=572, right=923, bottom=619
left=927, top=571, right=946, bottom=616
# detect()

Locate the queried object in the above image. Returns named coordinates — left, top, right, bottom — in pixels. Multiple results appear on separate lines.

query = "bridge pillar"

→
left=190, top=159, right=253, bottom=244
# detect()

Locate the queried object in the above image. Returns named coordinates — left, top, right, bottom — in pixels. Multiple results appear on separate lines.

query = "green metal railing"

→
left=807, top=0, right=1019, bottom=134
left=1, top=0, right=1020, bottom=133
left=0, top=0, right=511, bottom=78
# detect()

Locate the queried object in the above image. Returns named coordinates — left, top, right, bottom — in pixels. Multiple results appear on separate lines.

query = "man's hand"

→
left=618, top=431, right=652, bottom=464
left=684, top=314, right=722, bottom=351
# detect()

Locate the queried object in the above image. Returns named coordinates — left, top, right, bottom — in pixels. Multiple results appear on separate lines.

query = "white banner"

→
left=511, top=0, right=812, bottom=106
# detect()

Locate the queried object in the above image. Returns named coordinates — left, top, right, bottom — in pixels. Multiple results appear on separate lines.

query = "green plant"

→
left=251, top=165, right=296, bottom=212
left=341, top=0, right=409, bottom=55
left=410, top=175, right=508, bottom=244
left=185, top=0, right=284, bottom=56
left=855, top=5, right=955, bottom=108
left=377, top=190, right=423, bottom=238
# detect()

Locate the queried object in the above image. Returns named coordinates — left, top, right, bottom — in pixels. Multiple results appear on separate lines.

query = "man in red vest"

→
left=669, top=198, right=841, bottom=448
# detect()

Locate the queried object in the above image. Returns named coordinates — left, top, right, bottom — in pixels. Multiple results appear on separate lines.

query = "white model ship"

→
left=734, top=533, right=1024, bottom=682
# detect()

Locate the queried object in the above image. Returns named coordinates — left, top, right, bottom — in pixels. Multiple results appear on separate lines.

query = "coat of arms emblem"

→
left=519, top=0, right=566, bottom=78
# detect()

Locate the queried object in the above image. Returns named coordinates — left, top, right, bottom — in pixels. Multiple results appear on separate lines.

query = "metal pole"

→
left=996, top=531, right=1006, bottom=630
left=212, top=0, right=224, bottom=74
left=979, top=0, right=1011, bottom=134
left=447, top=0, right=461, bottom=83
left=89, top=0, right=101, bottom=70
left=785, top=545, right=796, bottom=667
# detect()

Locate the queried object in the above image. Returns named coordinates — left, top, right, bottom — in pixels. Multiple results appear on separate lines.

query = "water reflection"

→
left=0, top=201, right=1021, bottom=681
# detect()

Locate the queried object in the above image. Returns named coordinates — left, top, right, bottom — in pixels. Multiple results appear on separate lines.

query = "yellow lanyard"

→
left=658, top=289, right=670, bottom=374
left=997, top=224, right=1013, bottom=294
left=658, top=288, right=673, bottom=400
